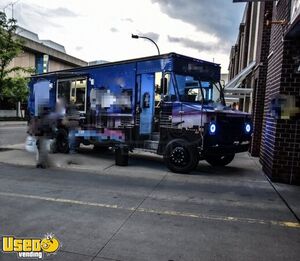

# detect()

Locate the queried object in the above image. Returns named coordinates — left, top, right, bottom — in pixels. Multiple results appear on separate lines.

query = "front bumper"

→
left=203, top=141, right=250, bottom=155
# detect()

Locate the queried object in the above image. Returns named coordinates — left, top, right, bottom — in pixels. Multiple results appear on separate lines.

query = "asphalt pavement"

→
left=0, top=122, right=300, bottom=261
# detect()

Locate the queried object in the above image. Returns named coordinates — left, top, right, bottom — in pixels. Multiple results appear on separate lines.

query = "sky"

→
left=1, top=0, right=245, bottom=73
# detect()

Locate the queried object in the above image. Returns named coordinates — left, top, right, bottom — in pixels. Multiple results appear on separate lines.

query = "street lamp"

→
left=131, top=34, right=160, bottom=55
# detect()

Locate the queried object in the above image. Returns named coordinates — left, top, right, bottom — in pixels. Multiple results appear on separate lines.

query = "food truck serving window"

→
left=57, top=78, right=87, bottom=112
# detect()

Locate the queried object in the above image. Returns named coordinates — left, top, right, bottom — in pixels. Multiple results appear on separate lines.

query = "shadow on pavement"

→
left=75, top=146, right=248, bottom=177
left=194, top=164, right=248, bottom=176
left=0, top=148, right=14, bottom=152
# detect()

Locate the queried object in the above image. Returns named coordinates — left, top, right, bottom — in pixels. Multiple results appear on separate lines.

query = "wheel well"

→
left=157, top=127, right=202, bottom=155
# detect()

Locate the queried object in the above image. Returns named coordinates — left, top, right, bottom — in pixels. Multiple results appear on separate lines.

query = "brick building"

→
left=228, top=0, right=300, bottom=185
left=9, top=27, right=87, bottom=76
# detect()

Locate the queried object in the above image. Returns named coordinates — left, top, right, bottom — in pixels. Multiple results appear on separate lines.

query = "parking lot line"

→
left=0, top=191, right=299, bottom=229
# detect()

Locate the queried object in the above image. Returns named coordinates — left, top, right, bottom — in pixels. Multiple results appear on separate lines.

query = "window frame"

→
left=56, top=77, right=88, bottom=113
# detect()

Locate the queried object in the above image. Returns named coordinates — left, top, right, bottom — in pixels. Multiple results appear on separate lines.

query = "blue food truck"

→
left=28, top=53, right=252, bottom=173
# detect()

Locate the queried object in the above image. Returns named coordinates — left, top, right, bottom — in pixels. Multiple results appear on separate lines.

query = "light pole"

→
left=131, top=34, right=160, bottom=55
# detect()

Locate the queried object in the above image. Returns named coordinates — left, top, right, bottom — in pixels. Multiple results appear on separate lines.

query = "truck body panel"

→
left=28, top=53, right=252, bottom=172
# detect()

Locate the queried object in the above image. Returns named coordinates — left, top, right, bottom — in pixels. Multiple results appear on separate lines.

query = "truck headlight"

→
left=245, top=123, right=251, bottom=133
left=209, top=122, right=216, bottom=135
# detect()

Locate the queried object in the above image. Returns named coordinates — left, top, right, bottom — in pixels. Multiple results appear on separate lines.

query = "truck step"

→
left=144, top=140, right=159, bottom=151
left=150, top=132, right=160, bottom=141
left=135, top=148, right=158, bottom=154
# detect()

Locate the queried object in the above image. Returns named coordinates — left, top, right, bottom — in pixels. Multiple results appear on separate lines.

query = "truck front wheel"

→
left=205, top=153, right=235, bottom=166
left=164, top=139, right=199, bottom=173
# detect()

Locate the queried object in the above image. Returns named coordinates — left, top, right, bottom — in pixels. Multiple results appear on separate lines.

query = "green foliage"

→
left=0, top=11, right=33, bottom=104
left=2, top=77, right=29, bottom=103
left=0, top=11, right=21, bottom=88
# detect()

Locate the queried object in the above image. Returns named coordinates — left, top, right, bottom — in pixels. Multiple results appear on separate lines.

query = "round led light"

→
left=245, top=123, right=251, bottom=133
left=210, top=123, right=216, bottom=134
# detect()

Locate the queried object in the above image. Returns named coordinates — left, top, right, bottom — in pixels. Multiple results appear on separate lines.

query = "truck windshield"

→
left=175, top=74, right=225, bottom=105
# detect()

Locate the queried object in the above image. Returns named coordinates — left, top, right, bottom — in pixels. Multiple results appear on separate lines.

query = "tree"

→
left=0, top=11, right=33, bottom=117
left=2, top=77, right=29, bottom=117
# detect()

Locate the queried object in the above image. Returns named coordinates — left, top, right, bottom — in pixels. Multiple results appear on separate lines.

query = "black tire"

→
left=163, top=139, right=199, bottom=173
left=56, top=128, right=69, bottom=153
left=205, top=153, right=235, bottom=166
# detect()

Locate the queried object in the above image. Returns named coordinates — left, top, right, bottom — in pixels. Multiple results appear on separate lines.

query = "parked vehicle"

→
left=28, top=53, right=252, bottom=173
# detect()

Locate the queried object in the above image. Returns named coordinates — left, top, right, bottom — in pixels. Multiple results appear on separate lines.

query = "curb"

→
left=0, top=121, right=27, bottom=127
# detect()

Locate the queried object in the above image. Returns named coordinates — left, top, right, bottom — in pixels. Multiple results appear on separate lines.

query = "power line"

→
left=1, top=0, right=21, bottom=19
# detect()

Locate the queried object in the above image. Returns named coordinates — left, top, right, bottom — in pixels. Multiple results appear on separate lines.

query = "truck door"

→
left=139, top=74, right=155, bottom=135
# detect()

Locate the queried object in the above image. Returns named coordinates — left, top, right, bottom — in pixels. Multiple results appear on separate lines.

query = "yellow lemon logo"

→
left=40, top=236, right=60, bottom=253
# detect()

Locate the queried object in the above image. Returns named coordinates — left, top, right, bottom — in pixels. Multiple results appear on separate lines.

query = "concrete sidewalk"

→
left=0, top=144, right=164, bottom=174
left=0, top=143, right=299, bottom=223
left=0, top=146, right=299, bottom=260
left=0, top=121, right=27, bottom=127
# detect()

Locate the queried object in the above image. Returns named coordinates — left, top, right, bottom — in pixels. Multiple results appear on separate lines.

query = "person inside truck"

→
left=155, top=84, right=162, bottom=108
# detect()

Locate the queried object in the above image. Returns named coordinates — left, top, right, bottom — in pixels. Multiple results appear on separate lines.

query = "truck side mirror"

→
left=160, top=77, right=168, bottom=95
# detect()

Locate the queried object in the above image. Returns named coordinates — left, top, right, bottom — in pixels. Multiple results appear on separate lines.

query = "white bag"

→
left=25, top=135, right=37, bottom=153
left=25, top=136, right=56, bottom=153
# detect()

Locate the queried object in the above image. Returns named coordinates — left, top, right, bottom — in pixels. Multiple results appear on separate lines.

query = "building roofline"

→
left=16, top=34, right=87, bottom=67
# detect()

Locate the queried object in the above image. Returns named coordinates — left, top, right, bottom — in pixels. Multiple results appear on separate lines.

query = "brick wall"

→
left=48, top=59, right=73, bottom=72
left=228, top=3, right=252, bottom=81
left=250, top=2, right=273, bottom=156
left=7, top=50, right=35, bottom=77
left=260, top=0, right=300, bottom=185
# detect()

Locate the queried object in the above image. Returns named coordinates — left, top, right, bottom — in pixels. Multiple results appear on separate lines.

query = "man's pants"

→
left=36, top=137, right=48, bottom=167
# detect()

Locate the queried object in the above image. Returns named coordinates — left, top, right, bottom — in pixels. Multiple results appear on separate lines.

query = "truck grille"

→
left=160, top=103, right=173, bottom=128
left=217, top=114, right=245, bottom=144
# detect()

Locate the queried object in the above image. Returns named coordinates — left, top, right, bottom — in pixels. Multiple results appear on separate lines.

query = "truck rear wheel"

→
left=205, top=153, right=235, bottom=166
left=164, top=139, right=199, bottom=173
